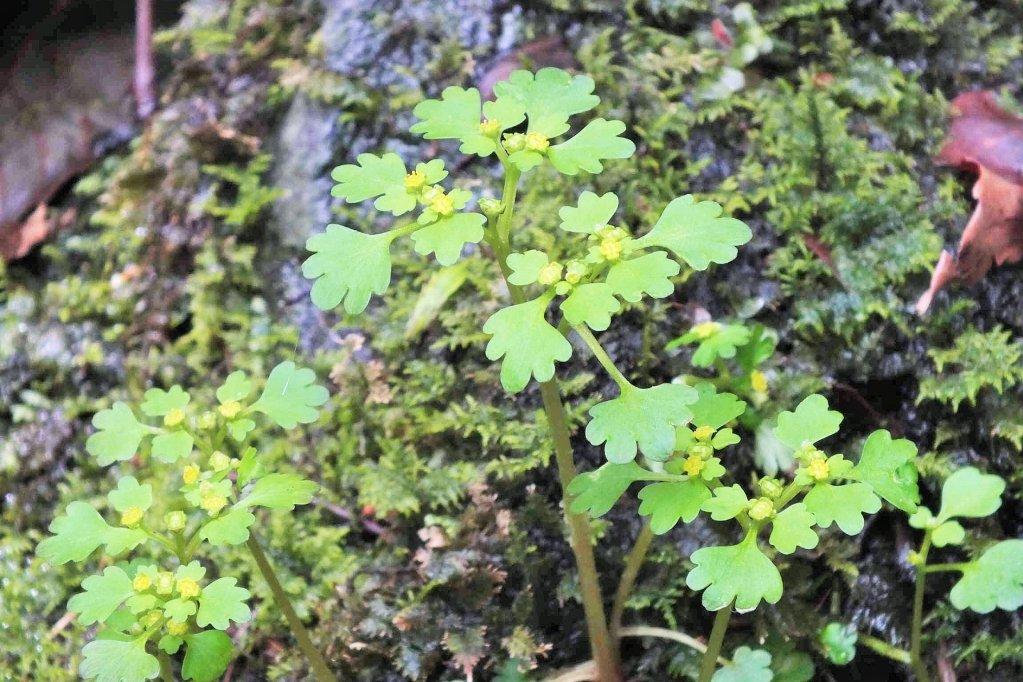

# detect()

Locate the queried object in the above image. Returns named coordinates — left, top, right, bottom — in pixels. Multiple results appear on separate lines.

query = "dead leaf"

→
left=1, top=204, right=51, bottom=261
left=477, top=36, right=575, bottom=99
left=918, top=90, right=1023, bottom=312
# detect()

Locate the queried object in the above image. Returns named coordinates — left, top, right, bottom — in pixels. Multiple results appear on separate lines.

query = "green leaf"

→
left=804, top=482, right=880, bottom=535
left=182, top=630, right=234, bottom=682
left=405, top=262, right=470, bottom=339
left=87, top=402, right=152, bottom=465
left=566, top=462, right=657, bottom=517
left=701, top=484, right=749, bottom=521
left=164, top=598, right=198, bottom=622
left=482, top=296, right=573, bottom=393
left=769, top=503, right=819, bottom=554
left=506, top=250, right=550, bottom=286
left=605, top=251, right=680, bottom=302
left=819, top=622, right=857, bottom=665
left=216, top=371, right=253, bottom=403
left=411, top=86, right=525, bottom=156
left=638, top=479, right=711, bottom=534
left=585, top=383, right=697, bottom=463
left=558, top=192, right=618, bottom=234
left=236, top=473, right=318, bottom=511
left=849, top=430, right=919, bottom=512
left=548, top=119, right=635, bottom=175
left=196, top=578, right=251, bottom=629
left=68, top=567, right=135, bottom=625
left=152, top=430, right=194, bottom=463
left=140, top=386, right=190, bottom=417
left=198, top=509, right=256, bottom=546
left=80, top=638, right=160, bottom=682
left=226, top=419, right=255, bottom=442
left=410, top=212, right=486, bottom=266
left=507, top=149, right=545, bottom=172
left=251, top=361, right=329, bottom=429
left=492, top=68, right=599, bottom=137
left=949, top=540, right=1023, bottom=613
left=158, top=635, right=183, bottom=655
left=330, top=153, right=445, bottom=216
left=712, top=647, right=773, bottom=682
left=690, top=384, right=747, bottom=429
left=773, top=394, right=843, bottom=450
left=303, top=225, right=394, bottom=314
left=635, top=195, right=752, bottom=270
left=38, top=502, right=146, bottom=564
left=561, top=283, right=621, bottom=331
left=108, top=477, right=153, bottom=513
left=687, top=533, right=783, bottom=612
left=936, top=467, right=1005, bottom=523
left=931, top=520, right=965, bottom=547
left=677, top=323, right=751, bottom=367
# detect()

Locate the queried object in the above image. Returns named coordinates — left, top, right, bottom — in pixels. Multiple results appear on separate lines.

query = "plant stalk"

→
left=910, top=531, right=933, bottom=682
left=698, top=606, right=732, bottom=682
left=246, top=534, right=335, bottom=682
left=611, top=522, right=654, bottom=639
left=158, top=651, right=174, bottom=682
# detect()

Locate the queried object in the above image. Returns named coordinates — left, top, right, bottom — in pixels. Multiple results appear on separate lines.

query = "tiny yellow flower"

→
left=218, top=401, right=242, bottom=419
left=166, top=620, right=189, bottom=637
left=133, top=574, right=152, bottom=592
left=478, top=119, right=501, bottom=137
left=692, top=321, right=720, bottom=340
left=537, top=261, right=564, bottom=286
left=156, top=572, right=175, bottom=595
left=750, top=369, right=768, bottom=393
left=176, top=578, right=201, bottom=599
left=807, top=456, right=830, bottom=482
left=682, top=454, right=705, bottom=477
left=200, top=493, right=228, bottom=516
left=120, top=506, right=144, bottom=527
left=182, top=464, right=200, bottom=485
left=759, top=477, right=784, bottom=499
left=693, top=425, right=715, bottom=442
left=163, top=408, right=185, bottom=428
left=142, top=611, right=163, bottom=627
left=429, top=193, right=455, bottom=217
left=689, top=443, right=713, bottom=460
left=748, top=497, right=775, bottom=521
left=208, top=451, right=231, bottom=472
left=198, top=411, right=217, bottom=430
left=524, top=132, right=550, bottom=152
left=598, top=237, right=623, bottom=261
left=403, top=170, right=427, bottom=192
left=165, top=511, right=187, bottom=532
left=564, top=261, right=587, bottom=284
left=502, top=132, right=526, bottom=153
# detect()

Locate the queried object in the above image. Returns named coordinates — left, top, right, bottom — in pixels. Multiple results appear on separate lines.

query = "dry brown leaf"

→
left=0, top=204, right=50, bottom=261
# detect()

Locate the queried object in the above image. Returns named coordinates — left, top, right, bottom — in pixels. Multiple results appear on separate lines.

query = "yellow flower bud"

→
left=198, top=411, right=217, bottom=430
left=166, top=620, right=189, bottom=636
left=748, top=497, right=775, bottom=521
left=693, top=425, right=715, bottom=442
left=682, top=454, right=705, bottom=477
left=165, top=511, right=187, bottom=532
left=759, top=477, right=784, bottom=499
left=503, top=132, right=526, bottom=153
left=182, top=464, right=200, bottom=485
left=209, top=451, right=231, bottom=472
left=564, top=261, right=587, bottom=284
left=478, top=119, right=500, bottom=137
left=142, top=611, right=162, bottom=627
left=403, top=170, right=427, bottom=192
left=689, top=443, right=713, bottom=460
left=807, top=457, right=830, bottom=482
left=120, top=506, right=144, bottom=527
left=200, top=493, right=228, bottom=516
left=163, top=409, right=185, bottom=428
left=429, top=193, right=455, bottom=217
left=537, top=261, right=564, bottom=286
left=750, top=369, right=768, bottom=394
left=133, top=574, right=152, bottom=592
left=218, top=401, right=242, bottom=419
left=156, top=572, right=175, bottom=595
left=176, top=578, right=201, bottom=599
left=524, top=132, right=550, bottom=152
left=598, top=237, right=623, bottom=261
left=692, top=321, right=721, bottom=340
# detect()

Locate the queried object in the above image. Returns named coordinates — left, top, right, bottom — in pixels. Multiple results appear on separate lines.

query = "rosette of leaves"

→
left=37, top=362, right=327, bottom=682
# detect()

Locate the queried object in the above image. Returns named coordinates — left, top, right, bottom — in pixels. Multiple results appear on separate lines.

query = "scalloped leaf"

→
left=303, top=225, right=395, bottom=314
left=635, top=195, right=752, bottom=270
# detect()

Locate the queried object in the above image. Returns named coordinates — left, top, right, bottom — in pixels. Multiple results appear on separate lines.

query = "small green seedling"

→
left=37, top=362, right=334, bottom=682
left=905, top=466, right=1023, bottom=681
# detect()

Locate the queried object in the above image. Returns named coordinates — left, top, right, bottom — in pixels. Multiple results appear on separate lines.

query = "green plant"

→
left=905, top=466, right=1023, bottom=681
left=303, top=66, right=752, bottom=679
left=36, top=362, right=334, bottom=681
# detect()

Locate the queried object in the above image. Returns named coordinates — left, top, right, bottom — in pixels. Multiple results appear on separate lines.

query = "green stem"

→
left=860, top=634, right=912, bottom=664
left=246, top=534, right=335, bottom=682
left=698, top=605, right=733, bottom=682
left=482, top=156, right=621, bottom=681
left=910, top=531, right=933, bottom=682
left=611, top=522, right=654, bottom=640
left=573, top=325, right=631, bottom=388
left=922, top=562, right=969, bottom=574
left=158, top=652, right=174, bottom=682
